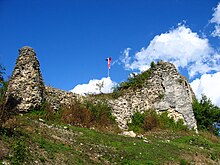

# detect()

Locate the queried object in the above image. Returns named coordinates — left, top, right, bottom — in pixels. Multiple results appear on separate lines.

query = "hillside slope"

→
left=0, top=114, right=219, bottom=164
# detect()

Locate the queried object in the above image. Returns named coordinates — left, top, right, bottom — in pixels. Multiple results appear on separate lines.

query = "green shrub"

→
left=128, top=112, right=145, bottom=132
left=192, top=95, right=220, bottom=131
left=129, top=110, right=188, bottom=132
left=60, top=100, right=115, bottom=128
left=29, top=101, right=61, bottom=122
left=85, top=101, right=116, bottom=126
left=115, top=69, right=151, bottom=92
left=112, top=61, right=159, bottom=93
left=150, top=61, right=155, bottom=68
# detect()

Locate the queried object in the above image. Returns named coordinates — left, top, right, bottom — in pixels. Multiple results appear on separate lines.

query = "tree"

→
left=0, top=64, right=6, bottom=100
left=193, top=95, right=220, bottom=131
left=95, top=81, right=104, bottom=94
left=0, top=65, right=5, bottom=87
left=0, top=64, right=9, bottom=125
left=150, top=61, right=155, bottom=68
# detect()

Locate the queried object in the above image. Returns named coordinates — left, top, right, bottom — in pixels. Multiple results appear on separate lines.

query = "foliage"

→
left=150, top=61, right=155, bottom=68
left=0, top=65, right=8, bottom=126
left=95, top=81, right=104, bottom=94
left=29, top=101, right=61, bottom=123
left=114, top=69, right=152, bottom=92
left=10, top=136, right=30, bottom=164
left=192, top=95, right=220, bottom=132
left=0, top=64, right=5, bottom=85
left=112, top=61, right=160, bottom=93
left=60, top=100, right=116, bottom=129
left=128, top=112, right=145, bottom=132
left=0, top=112, right=220, bottom=164
left=111, top=61, right=160, bottom=97
left=0, top=64, right=6, bottom=101
left=129, top=110, right=188, bottom=133
left=86, top=101, right=115, bottom=123
left=61, top=102, right=92, bottom=127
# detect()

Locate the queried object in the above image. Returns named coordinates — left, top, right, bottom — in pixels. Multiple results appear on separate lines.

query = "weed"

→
left=180, top=159, right=189, bottom=165
left=210, top=152, right=218, bottom=161
left=39, top=156, right=46, bottom=163
left=10, top=136, right=30, bottom=164
left=178, top=78, right=183, bottom=84
left=158, top=93, right=164, bottom=100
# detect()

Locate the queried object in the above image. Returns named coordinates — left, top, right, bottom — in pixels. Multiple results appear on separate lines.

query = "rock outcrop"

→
left=6, top=46, right=45, bottom=112
left=107, top=61, right=197, bottom=130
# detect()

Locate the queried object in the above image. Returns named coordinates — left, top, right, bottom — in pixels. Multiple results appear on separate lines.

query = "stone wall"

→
left=45, top=86, right=82, bottom=111
left=107, top=61, right=197, bottom=130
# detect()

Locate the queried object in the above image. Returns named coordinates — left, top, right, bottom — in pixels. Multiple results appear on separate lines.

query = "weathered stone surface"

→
left=45, top=86, right=82, bottom=111
left=107, top=61, right=197, bottom=130
left=122, top=131, right=136, bottom=137
left=6, top=46, right=45, bottom=112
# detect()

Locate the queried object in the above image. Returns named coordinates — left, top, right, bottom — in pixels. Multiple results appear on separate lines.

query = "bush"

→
left=192, top=95, right=220, bottom=131
left=128, top=112, right=145, bottom=132
left=60, top=100, right=115, bottom=128
left=85, top=101, right=115, bottom=125
left=114, top=69, right=151, bottom=92
left=61, top=102, right=92, bottom=127
left=129, top=110, right=188, bottom=132
left=143, top=111, right=158, bottom=131
left=150, top=61, right=155, bottom=68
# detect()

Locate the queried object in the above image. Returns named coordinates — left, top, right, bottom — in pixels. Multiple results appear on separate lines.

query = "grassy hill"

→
left=0, top=112, right=219, bottom=165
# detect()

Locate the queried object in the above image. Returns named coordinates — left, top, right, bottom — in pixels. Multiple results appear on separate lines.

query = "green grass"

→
left=0, top=114, right=220, bottom=164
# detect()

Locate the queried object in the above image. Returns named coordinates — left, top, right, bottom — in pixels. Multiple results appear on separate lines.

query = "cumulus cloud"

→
left=120, top=25, right=220, bottom=78
left=190, top=72, right=220, bottom=107
left=211, top=2, right=220, bottom=37
left=70, top=77, right=117, bottom=95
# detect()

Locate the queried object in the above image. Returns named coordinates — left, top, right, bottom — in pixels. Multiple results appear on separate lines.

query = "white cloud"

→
left=70, top=77, right=117, bottom=95
left=190, top=72, right=220, bottom=107
left=120, top=48, right=131, bottom=70
left=211, top=2, right=220, bottom=37
left=120, top=25, right=220, bottom=78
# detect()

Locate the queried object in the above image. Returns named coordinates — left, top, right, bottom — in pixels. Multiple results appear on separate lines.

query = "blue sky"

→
left=1, top=0, right=220, bottom=106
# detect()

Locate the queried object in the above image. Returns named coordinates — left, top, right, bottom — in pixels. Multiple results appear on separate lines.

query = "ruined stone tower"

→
left=6, top=46, right=45, bottom=112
